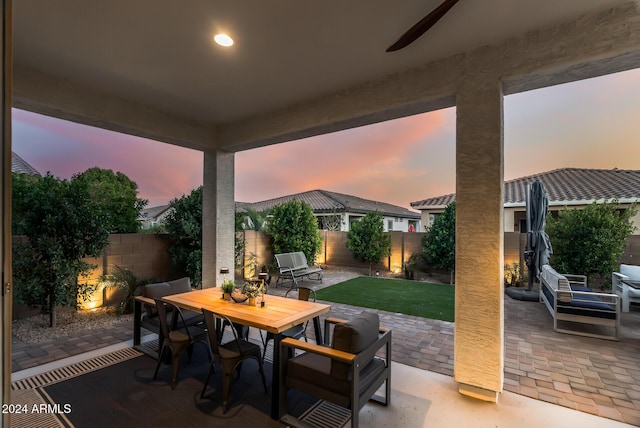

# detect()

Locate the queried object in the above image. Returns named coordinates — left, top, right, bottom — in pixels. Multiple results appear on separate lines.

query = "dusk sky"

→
left=12, top=68, right=640, bottom=210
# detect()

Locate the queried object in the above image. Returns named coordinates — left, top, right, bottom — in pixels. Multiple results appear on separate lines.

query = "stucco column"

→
left=454, top=76, right=504, bottom=401
left=202, top=149, right=235, bottom=289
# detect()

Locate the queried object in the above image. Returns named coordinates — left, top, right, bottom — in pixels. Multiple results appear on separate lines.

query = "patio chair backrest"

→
left=620, top=264, right=640, bottom=281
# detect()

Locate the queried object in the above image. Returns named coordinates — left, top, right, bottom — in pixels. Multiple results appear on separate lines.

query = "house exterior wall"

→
left=422, top=202, right=640, bottom=235
left=313, top=211, right=420, bottom=232
left=382, top=215, right=420, bottom=232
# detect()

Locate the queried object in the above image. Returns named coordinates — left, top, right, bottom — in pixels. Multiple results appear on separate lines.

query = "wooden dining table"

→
left=160, top=287, right=331, bottom=420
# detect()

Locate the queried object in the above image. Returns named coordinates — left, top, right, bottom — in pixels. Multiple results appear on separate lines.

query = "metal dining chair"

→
left=152, top=298, right=208, bottom=389
left=200, top=308, right=268, bottom=413
left=261, top=286, right=317, bottom=362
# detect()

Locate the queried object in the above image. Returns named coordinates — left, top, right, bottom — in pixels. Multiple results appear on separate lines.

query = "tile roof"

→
left=245, top=189, right=420, bottom=219
left=139, top=204, right=172, bottom=221
left=11, top=152, right=40, bottom=175
left=410, top=168, right=640, bottom=209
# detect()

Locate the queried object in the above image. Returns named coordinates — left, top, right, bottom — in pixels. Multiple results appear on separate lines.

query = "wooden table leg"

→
left=272, top=332, right=284, bottom=420
left=133, top=299, right=142, bottom=346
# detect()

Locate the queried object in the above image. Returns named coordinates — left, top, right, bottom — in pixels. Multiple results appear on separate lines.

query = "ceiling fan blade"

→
left=386, top=0, right=460, bottom=52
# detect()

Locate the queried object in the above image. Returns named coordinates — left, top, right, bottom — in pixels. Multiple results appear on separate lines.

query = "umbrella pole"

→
left=525, top=183, right=534, bottom=291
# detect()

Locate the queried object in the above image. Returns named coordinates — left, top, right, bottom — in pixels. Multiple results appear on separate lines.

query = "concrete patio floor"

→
left=10, top=266, right=640, bottom=426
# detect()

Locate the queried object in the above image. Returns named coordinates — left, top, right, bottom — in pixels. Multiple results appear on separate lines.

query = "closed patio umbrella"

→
left=525, top=180, right=552, bottom=291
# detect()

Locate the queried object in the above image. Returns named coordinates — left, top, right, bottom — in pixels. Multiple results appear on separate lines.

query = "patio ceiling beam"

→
left=216, top=55, right=460, bottom=152
left=12, top=65, right=217, bottom=151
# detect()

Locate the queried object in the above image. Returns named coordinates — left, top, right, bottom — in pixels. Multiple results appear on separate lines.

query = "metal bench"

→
left=275, top=252, right=323, bottom=288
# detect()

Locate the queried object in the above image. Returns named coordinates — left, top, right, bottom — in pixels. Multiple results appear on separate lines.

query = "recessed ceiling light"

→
left=214, top=34, right=234, bottom=47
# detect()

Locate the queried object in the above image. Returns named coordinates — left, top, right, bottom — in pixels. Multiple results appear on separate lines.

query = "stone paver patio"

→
left=11, top=266, right=640, bottom=425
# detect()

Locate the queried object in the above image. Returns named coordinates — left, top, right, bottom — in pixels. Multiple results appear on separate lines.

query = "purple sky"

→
left=12, top=68, right=640, bottom=210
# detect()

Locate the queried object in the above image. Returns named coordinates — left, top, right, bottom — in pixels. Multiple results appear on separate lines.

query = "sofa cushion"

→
left=331, top=312, right=379, bottom=380
left=168, top=277, right=192, bottom=294
left=286, top=352, right=385, bottom=408
left=558, top=285, right=617, bottom=319
left=620, top=264, right=640, bottom=281
left=142, top=282, right=171, bottom=317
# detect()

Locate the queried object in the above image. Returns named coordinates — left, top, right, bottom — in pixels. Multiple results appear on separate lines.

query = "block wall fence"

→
left=12, top=231, right=639, bottom=319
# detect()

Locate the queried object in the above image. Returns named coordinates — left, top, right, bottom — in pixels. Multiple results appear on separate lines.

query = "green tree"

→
left=72, top=167, right=147, bottom=233
left=546, top=201, right=636, bottom=288
left=11, top=172, right=41, bottom=235
left=238, top=207, right=269, bottom=231
left=422, top=202, right=456, bottom=283
left=12, top=173, right=110, bottom=327
left=268, top=200, right=322, bottom=263
left=164, top=187, right=203, bottom=286
left=346, top=211, right=391, bottom=276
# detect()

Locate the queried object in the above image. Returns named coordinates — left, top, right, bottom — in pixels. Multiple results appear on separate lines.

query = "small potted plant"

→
left=221, top=280, right=235, bottom=300
left=242, top=281, right=262, bottom=306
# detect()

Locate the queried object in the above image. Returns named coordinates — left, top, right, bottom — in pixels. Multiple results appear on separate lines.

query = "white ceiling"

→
left=13, top=0, right=632, bottom=125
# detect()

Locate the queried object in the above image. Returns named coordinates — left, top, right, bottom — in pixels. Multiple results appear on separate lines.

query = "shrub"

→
left=12, top=173, right=110, bottom=327
left=546, top=201, right=636, bottom=289
left=422, top=202, right=456, bottom=283
left=101, top=266, right=156, bottom=314
left=346, top=211, right=391, bottom=276
left=267, top=200, right=322, bottom=263
left=164, top=187, right=203, bottom=286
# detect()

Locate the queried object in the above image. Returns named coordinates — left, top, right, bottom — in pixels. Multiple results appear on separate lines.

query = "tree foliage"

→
left=238, top=207, right=269, bottom=231
left=346, top=211, right=391, bottom=276
left=12, top=173, right=110, bottom=327
left=422, top=202, right=456, bottom=277
left=72, top=167, right=147, bottom=233
left=268, top=200, right=322, bottom=263
left=164, top=187, right=203, bottom=286
left=546, top=201, right=636, bottom=287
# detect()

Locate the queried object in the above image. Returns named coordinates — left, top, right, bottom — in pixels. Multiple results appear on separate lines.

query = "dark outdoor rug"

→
left=31, top=345, right=320, bottom=428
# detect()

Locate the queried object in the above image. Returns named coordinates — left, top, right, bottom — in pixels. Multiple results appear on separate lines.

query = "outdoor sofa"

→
left=612, top=264, right=640, bottom=312
left=539, top=264, right=620, bottom=340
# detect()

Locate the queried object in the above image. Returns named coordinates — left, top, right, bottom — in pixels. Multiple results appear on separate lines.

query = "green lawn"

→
left=315, top=277, right=455, bottom=322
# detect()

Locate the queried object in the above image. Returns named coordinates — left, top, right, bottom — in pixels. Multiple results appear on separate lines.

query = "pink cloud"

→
left=236, top=109, right=453, bottom=208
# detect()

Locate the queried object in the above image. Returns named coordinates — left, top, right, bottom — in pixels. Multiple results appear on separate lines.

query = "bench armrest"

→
left=564, top=274, right=587, bottom=287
